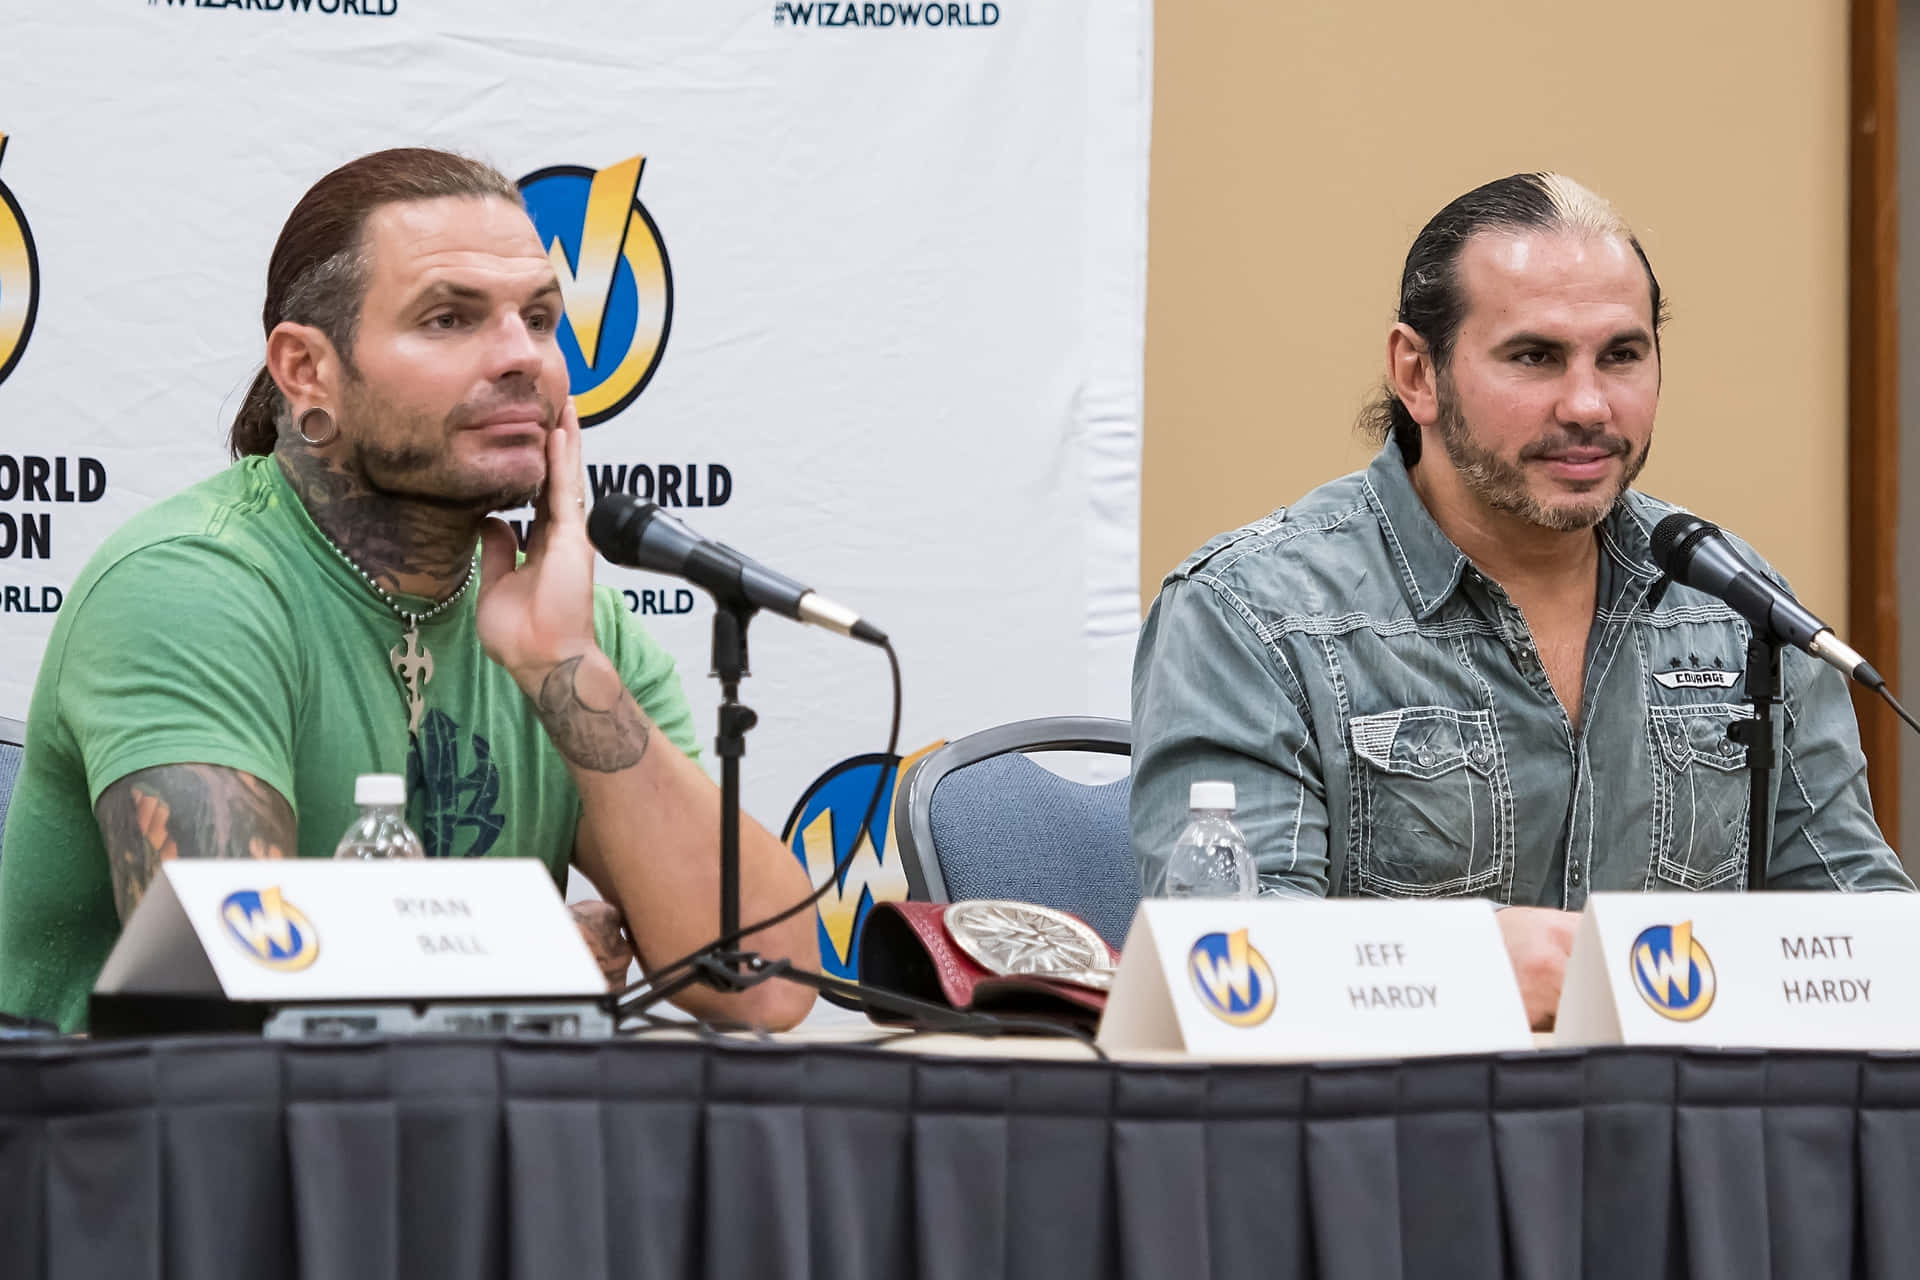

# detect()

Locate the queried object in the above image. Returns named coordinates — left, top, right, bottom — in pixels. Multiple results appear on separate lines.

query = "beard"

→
left=1431, top=381, right=1649, bottom=533
left=337, top=368, right=553, bottom=514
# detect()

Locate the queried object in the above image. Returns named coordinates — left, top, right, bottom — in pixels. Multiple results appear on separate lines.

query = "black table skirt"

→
left=2, top=1035, right=1918, bottom=1279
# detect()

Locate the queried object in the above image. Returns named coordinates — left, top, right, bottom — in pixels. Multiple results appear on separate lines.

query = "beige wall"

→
left=1143, top=1, right=1851, bottom=628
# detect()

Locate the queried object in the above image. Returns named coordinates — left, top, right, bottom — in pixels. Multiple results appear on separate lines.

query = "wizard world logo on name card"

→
left=1629, top=920, right=1716, bottom=1021
left=219, top=887, right=320, bottom=972
left=1188, top=928, right=1277, bottom=1028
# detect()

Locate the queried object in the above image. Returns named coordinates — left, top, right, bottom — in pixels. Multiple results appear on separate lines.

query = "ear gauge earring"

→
left=296, top=406, right=339, bottom=447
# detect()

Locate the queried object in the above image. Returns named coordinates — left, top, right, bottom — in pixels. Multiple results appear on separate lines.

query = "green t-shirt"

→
left=0, top=455, right=699, bottom=1031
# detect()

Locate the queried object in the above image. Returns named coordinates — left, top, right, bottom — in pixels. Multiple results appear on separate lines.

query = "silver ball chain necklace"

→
left=313, top=526, right=480, bottom=737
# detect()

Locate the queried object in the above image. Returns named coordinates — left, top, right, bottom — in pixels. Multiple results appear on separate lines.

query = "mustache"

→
left=1518, top=431, right=1630, bottom=461
left=447, top=389, right=557, bottom=430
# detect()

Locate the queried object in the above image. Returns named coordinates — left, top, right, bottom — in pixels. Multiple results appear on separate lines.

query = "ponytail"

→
left=229, top=365, right=282, bottom=459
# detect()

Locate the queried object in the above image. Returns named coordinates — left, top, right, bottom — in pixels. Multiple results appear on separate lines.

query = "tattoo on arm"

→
left=534, top=655, right=652, bottom=773
left=568, top=900, right=636, bottom=987
left=95, top=765, right=297, bottom=923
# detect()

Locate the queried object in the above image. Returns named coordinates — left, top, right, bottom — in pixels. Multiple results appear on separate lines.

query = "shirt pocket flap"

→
left=1349, top=707, right=1494, bottom=781
left=1651, top=704, right=1751, bottom=773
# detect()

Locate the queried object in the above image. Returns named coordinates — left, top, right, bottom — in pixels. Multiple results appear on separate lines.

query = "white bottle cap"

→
left=355, top=774, right=407, bottom=807
left=1189, top=780, right=1235, bottom=811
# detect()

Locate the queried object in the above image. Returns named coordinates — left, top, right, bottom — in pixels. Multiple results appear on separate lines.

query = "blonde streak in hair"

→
left=1538, top=172, right=1631, bottom=241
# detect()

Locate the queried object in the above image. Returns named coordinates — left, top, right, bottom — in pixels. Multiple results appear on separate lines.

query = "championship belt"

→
left=857, top=900, right=1119, bottom=1031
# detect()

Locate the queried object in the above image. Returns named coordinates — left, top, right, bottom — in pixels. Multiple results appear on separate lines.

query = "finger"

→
left=546, top=399, right=586, bottom=528
left=477, top=517, right=520, bottom=594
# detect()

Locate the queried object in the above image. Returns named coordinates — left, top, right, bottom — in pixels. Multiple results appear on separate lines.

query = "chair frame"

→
left=0, top=717, right=24, bottom=862
left=891, top=715, right=1131, bottom=903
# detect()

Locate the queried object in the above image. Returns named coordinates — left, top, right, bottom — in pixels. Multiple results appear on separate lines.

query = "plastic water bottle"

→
left=1162, top=781, right=1255, bottom=898
left=332, top=774, right=426, bottom=860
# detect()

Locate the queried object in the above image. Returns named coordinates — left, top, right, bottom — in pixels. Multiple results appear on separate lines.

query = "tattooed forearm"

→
left=568, top=900, right=637, bottom=988
left=534, top=655, right=651, bottom=773
left=95, top=764, right=296, bottom=922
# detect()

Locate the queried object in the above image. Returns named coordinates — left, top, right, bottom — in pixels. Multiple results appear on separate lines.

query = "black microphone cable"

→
left=1873, top=686, right=1920, bottom=737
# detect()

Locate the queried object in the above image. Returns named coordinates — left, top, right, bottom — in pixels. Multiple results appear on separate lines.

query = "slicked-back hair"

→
left=228, top=148, right=521, bottom=459
left=1358, top=172, right=1670, bottom=464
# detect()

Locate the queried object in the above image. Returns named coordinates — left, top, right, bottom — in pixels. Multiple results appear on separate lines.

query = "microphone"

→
left=1649, top=512, right=1881, bottom=689
left=588, top=495, right=888, bottom=646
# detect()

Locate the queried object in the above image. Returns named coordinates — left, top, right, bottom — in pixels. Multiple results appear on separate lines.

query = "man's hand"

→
left=569, top=900, right=637, bottom=990
left=477, top=399, right=598, bottom=689
left=1497, top=906, right=1580, bottom=1030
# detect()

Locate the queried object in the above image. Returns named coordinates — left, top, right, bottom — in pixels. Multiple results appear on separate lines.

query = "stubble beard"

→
left=337, top=368, right=548, bottom=515
left=1431, top=383, right=1649, bottom=534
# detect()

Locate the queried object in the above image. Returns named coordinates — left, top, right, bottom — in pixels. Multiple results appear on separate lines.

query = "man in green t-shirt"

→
left=0, top=148, right=819, bottom=1032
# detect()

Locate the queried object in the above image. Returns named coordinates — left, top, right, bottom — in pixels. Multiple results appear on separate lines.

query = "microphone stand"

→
left=1731, top=635, right=1784, bottom=892
left=617, top=597, right=771, bottom=1016
left=616, top=595, right=866, bottom=1023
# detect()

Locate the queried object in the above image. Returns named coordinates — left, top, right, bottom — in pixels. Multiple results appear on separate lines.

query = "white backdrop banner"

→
left=1, top=0, right=1150, bottom=982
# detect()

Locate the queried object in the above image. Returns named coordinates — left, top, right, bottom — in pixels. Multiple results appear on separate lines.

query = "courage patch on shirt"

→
left=1652, top=669, right=1739, bottom=690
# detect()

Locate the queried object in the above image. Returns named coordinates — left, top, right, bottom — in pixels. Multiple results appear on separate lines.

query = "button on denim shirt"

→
left=1132, top=441, right=1914, bottom=905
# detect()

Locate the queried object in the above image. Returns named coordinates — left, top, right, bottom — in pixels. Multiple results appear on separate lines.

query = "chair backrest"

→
left=891, top=716, right=1136, bottom=947
left=0, top=716, right=23, bottom=860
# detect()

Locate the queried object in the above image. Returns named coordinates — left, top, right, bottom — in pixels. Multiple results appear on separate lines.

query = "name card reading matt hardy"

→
left=95, top=859, right=605, bottom=1004
left=1098, top=898, right=1531, bottom=1060
left=1554, top=892, right=1920, bottom=1049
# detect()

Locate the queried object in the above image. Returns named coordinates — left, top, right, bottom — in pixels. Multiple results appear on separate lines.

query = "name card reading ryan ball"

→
left=1097, top=899, right=1532, bottom=1059
left=94, top=859, right=606, bottom=1004
left=1553, top=892, right=1920, bottom=1049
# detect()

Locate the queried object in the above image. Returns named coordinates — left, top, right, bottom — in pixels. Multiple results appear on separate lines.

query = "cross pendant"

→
left=390, top=622, right=435, bottom=736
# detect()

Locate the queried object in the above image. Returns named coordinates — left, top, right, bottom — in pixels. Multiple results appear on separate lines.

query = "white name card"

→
left=95, top=859, right=606, bottom=1002
left=1555, top=891, right=1920, bottom=1049
left=1097, top=898, right=1532, bottom=1060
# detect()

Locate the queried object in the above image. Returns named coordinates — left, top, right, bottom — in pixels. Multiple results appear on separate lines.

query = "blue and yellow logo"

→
left=1189, top=928, right=1276, bottom=1027
left=1629, top=921, right=1715, bottom=1021
left=518, top=155, right=672, bottom=427
left=219, top=887, right=320, bottom=972
left=0, top=134, right=41, bottom=390
left=779, top=742, right=943, bottom=981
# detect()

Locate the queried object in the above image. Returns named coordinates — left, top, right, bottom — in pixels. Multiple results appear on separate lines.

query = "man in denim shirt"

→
left=1131, top=173, right=1913, bottom=1026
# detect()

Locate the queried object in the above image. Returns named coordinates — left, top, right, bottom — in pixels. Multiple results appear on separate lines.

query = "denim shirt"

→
left=1131, top=441, right=1914, bottom=904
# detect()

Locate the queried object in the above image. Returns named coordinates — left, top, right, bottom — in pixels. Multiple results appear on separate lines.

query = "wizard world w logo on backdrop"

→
left=0, top=135, right=41, bottom=389
left=781, top=743, right=942, bottom=981
left=518, top=156, right=673, bottom=426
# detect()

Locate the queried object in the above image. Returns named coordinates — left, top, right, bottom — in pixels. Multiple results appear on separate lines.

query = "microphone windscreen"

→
left=588, top=495, right=654, bottom=564
left=1649, top=512, right=1715, bottom=574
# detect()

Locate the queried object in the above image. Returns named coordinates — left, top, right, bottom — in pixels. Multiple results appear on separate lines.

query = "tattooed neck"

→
left=275, top=445, right=482, bottom=599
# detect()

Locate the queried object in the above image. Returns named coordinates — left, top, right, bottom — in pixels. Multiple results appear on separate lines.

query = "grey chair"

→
left=0, top=716, right=22, bottom=860
left=891, top=716, right=1137, bottom=948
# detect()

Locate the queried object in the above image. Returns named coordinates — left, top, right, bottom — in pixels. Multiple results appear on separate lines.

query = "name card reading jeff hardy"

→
left=97, top=859, right=607, bottom=1005
left=1555, top=892, right=1920, bottom=1049
left=1099, top=898, right=1531, bottom=1060
left=1348, top=941, right=1439, bottom=1011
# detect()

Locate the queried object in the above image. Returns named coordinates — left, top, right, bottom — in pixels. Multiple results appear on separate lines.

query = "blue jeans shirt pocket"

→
left=1349, top=706, right=1509, bottom=898
left=1650, top=704, right=1750, bottom=889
